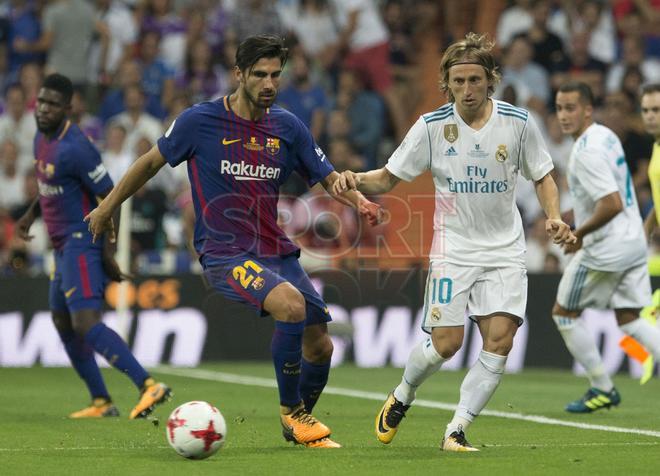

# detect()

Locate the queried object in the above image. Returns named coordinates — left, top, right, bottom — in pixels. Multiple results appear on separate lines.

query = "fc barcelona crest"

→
left=444, top=124, right=458, bottom=143
left=252, top=276, right=265, bottom=290
left=495, top=144, right=508, bottom=162
left=266, top=137, right=280, bottom=155
left=38, top=160, right=55, bottom=178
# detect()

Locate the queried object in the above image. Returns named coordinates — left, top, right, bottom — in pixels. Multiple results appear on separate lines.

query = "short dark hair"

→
left=641, top=83, right=660, bottom=97
left=235, top=35, right=288, bottom=72
left=558, top=80, right=594, bottom=106
left=42, top=73, right=73, bottom=105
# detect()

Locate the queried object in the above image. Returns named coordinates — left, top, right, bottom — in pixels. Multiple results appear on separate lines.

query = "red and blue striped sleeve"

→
left=292, top=118, right=334, bottom=186
left=158, top=106, right=199, bottom=167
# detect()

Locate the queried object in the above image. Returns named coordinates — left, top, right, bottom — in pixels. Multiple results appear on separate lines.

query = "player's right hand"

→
left=15, top=214, right=35, bottom=241
left=359, top=200, right=384, bottom=226
left=332, top=171, right=361, bottom=194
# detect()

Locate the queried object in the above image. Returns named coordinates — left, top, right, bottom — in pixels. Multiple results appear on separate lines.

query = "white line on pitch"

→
left=1, top=442, right=658, bottom=452
left=0, top=446, right=171, bottom=452
left=155, top=367, right=660, bottom=439
left=484, top=441, right=660, bottom=448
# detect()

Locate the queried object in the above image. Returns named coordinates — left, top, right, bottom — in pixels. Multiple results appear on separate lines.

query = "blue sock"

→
left=300, top=359, right=330, bottom=412
left=271, top=321, right=305, bottom=407
left=85, top=323, right=149, bottom=389
left=58, top=330, right=110, bottom=401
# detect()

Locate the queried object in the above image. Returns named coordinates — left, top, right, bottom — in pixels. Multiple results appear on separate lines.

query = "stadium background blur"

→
left=0, top=0, right=659, bottom=278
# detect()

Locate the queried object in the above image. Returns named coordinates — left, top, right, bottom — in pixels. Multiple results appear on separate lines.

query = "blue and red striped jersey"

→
left=157, top=96, right=334, bottom=258
left=34, top=120, right=113, bottom=249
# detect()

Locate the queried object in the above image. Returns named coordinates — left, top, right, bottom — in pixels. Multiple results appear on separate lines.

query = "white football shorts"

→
left=556, top=250, right=651, bottom=310
left=421, top=261, right=527, bottom=332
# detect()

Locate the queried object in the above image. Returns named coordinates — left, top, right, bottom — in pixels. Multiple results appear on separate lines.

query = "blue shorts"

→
left=50, top=236, right=107, bottom=313
left=202, top=252, right=331, bottom=326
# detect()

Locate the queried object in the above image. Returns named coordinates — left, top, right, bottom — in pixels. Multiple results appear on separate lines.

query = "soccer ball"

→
left=166, top=401, right=227, bottom=459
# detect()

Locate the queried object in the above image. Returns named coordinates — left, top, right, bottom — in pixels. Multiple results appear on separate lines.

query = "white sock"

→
left=620, top=318, right=660, bottom=360
left=446, top=350, right=506, bottom=438
left=393, top=338, right=445, bottom=405
left=553, top=315, right=613, bottom=391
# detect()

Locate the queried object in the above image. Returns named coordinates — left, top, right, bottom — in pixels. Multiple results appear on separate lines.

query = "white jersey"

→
left=386, top=99, right=554, bottom=267
left=566, top=123, right=647, bottom=271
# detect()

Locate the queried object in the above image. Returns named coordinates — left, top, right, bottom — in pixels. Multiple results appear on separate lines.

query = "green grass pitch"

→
left=1, top=364, right=659, bottom=475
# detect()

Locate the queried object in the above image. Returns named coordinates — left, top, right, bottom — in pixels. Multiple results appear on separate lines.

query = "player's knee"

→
left=430, top=326, right=464, bottom=358
left=71, top=319, right=92, bottom=337
left=70, top=311, right=99, bottom=337
left=304, top=336, right=333, bottom=364
left=279, top=291, right=306, bottom=323
left=266, top=283, right=307, bottom=323
left=483, top=335, right=514, bottom=356
left=430, top=333, right=462, bottom=359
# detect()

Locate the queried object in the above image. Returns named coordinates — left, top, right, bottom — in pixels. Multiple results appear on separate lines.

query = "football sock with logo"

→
left=446, top=350, right=506, bottom=438
left=553, top=315, right=613, bottom=391
left=58, top=329, right=110, bottom=400
left=393, top=338, right=445, bottom=405
left=85, top=323, right=150, bottom=389
left=299, top=359, right=330, bottom=412
left=271, top=320, right=305, bottom=409
left=620, top=318, right=660, bottom=360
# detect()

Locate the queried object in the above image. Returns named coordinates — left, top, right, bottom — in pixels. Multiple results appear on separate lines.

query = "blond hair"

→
left=439, top=32, right=501, bottom=102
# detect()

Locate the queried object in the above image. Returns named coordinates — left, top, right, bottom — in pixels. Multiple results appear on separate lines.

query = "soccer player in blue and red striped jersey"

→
left=86, top=35, right=382, bottom=448
left=15, top=74, right=171, bottom=419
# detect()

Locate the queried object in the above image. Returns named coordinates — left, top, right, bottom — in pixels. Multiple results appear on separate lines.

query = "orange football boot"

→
left=69, top=398, right=119, bottom=418
left=129, top=378, right=172, bottom=419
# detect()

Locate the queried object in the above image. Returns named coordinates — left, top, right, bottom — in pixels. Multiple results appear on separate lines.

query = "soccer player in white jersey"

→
left=333, top=33, right=575, bottom=452
left=552, top=81, right=660, bottom=413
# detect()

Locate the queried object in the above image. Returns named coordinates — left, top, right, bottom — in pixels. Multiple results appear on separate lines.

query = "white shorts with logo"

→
left=556, top=251, right=651, bottom=310
left=421, top=261, right=528, bottom=332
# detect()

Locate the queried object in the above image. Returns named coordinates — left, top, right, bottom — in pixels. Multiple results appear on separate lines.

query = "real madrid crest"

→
left=444, top=124, right=458, bottom=143
left=431, top=307, right=441, bottom=322
left=495, top=144, right=508, bottom=162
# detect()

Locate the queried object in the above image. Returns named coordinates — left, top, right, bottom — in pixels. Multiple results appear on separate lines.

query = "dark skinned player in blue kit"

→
left=85, top=35, right=382, bottom=448
left=15, top=74, right=171, bottom=419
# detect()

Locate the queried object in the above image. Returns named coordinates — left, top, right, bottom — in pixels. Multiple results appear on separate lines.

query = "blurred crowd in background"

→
left=0, top=0, right=658, bottom=277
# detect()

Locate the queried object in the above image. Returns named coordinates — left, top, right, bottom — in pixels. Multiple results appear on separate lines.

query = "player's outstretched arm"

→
left=332, top=167, right=400, bottom=196
left=562, top=190, right=623, bottom=253
left=321, top=171, right=383, bottom=226
left=534, top=172, right=576, bottom=245
left=85, top=145, right=166, bottom=241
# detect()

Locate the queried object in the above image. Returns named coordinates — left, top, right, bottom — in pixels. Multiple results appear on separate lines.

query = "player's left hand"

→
left=101, top=252, right=129, bottom=282
left=333, top=171, right=361, bottom=194
left=359, top=200, right=384, bottom=226
left=84, top=206, right=114, bottom=243
left=545, top=218, right=576, bottom=245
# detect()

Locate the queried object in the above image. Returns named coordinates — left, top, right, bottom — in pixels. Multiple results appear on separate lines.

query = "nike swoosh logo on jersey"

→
left=65, top=287, right=77, bottom=298
left=222, top=138, right=242, bottom=145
